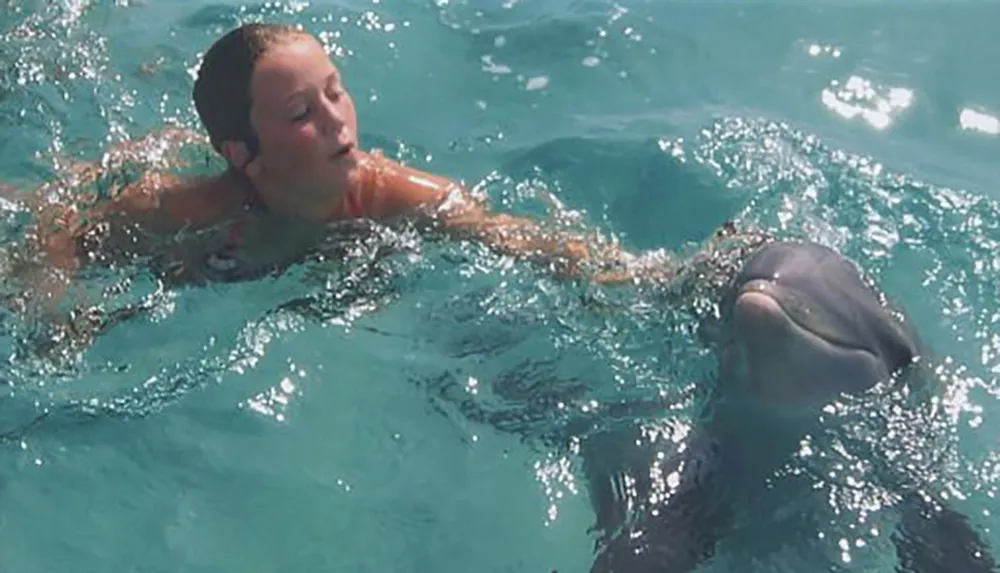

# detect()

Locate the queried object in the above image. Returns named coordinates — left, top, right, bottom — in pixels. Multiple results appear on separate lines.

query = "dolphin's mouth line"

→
left=732, top=280, right=877, bottom=356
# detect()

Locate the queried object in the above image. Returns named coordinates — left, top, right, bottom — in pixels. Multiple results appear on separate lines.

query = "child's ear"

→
left=220, top=140, right=263, bottom=179
left=220, top=140, right=250, bottom=170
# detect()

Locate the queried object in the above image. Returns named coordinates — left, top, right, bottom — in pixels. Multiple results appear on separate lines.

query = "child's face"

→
left=247, top=35, right=360, bottom=206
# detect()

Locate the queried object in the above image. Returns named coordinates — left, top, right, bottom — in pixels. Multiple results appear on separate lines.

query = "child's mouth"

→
left=331, top=143, right=355, bottom=160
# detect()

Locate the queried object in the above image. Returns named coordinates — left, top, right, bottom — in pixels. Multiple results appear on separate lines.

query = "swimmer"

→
left=5, top=22, right=647, bottom=345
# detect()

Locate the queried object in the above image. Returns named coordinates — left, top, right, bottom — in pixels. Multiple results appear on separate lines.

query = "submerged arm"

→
left=10, top=128, right=215, bottom=347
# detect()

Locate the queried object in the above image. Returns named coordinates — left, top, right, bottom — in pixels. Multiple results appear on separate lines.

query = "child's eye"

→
left=289, top=106, right=310, bottom=121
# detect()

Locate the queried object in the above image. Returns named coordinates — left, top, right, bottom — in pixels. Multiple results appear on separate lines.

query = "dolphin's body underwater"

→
left=582, top=232, right=998, bottom=573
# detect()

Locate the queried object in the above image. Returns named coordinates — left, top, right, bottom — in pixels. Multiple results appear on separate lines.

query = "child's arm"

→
left=8, top=129, right=215, bottom=347
left=364, top=154, right=652, bottom=282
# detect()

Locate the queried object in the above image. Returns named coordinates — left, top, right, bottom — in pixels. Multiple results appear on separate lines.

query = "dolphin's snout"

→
left=732, top=282, right=791, bottom=340
left=731, top=276, right=863, bottom=353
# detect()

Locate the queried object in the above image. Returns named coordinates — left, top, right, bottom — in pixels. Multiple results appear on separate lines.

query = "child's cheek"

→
left=270, top=125, right=323, bottom=168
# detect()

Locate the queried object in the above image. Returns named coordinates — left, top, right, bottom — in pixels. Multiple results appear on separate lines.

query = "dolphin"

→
left=582, top=232, right=998, bottom=573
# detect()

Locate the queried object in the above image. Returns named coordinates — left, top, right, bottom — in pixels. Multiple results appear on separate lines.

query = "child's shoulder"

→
left=355, top=149, right=457, bottom=220
left=110, top=171, right=245, bottom=234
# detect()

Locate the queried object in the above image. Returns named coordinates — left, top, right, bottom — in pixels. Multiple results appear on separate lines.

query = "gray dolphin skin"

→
left=585, top=238, right=998, bottom=573
left=720, top=240, right=918, bottom=410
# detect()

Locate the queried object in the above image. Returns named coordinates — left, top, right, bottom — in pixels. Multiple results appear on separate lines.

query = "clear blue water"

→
left=1, top=1, right=999, bottom=571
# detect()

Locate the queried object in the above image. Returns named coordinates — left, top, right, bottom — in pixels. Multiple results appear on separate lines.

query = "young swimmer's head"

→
left=193, top=23, right=360, bottom=215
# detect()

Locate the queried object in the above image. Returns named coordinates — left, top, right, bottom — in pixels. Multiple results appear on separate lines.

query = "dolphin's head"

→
left=717, top=241, right=919, bottom=411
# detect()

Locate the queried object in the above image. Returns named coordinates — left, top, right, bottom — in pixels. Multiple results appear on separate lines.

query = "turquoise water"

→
left=2, top=0, right=1000, bottom=571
